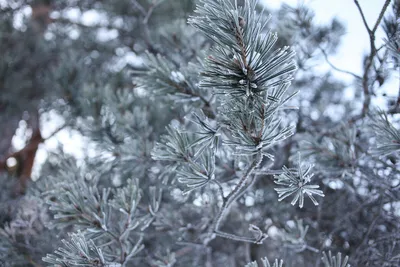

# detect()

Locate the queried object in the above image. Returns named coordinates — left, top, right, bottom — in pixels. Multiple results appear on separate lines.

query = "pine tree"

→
left=0, top=0, right=399, bottom=266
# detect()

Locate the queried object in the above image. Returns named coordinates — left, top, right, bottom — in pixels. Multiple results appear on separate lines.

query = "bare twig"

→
left=372, top=0, right=392, bottom=34
left=25, top=254, right=43, bottom=267
left=353, top=197, right=384, bottom=256
left=43, top=123, right=68, bottom=140
left=131, top=0, right=147, bottom=17
left=209, top=152, right=264, bottom=244
left=353, top=0, right=392, bottom=119
left=319, top=46, right=362, bottom=80
left=212, top=180, right=225, bottom=201
left=143, top=1, right=162, bottom=25
left=354, top=0, right=372, bottom=33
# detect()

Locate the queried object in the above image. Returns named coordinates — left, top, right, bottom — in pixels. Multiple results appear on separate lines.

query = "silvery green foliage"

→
left=189, top=0, right=296, bottom=97
left=245, top=257, right=283, bottom=267
left=152, top=115, right=220, bottom=194
left=109, top=178, right=141, bottom=218
left=149, top=249, right=177, bottom=267
left=189, top=111, right=221, bottom=150
left=385, top=28, right=400, bottom=66
left=176, top=148, right=216, bottom=194
left=44, top=174, right=111, bottom=232
left=243, top=250, right=350, bottom=267
left=280, top=219, right=315, bottom=253
left=152, top=0, right=298, bottom=170
left=2, top=0, right=400, bottom=266
left=220, top=83, right=296, bottom=157
left=321, top=251, right=350, bottom=267
left=188, top=0, right=298, bottom=157
left=43, top=232, right=122, bottom=267
left=132, top=21, right=213, bottom=118
left=384, top=0, right=400, bottom=69
left=152, top=125, right=197, bottom=162
left=41, top=155, right=147, bottom=265
left=0, top=196, right=48, bottom=243
left=274, top=154, right=324, bottom=208
left=0, top=192, right=54, bottom=266
left=151, top=0, right=301, bottom=246
left=299, top=126, right=358, bottom=175
left=135, top=53, right=205, bottom=103
left=369, top=111, right=400, bottom=156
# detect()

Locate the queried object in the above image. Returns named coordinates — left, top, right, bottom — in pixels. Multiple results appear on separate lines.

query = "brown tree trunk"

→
left=0, top=2, right=52, bottom=194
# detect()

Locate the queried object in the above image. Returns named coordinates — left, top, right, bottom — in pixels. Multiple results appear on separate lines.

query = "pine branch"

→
left=43, top=232, right=123, bottom=267
left=209, top=151, right=266, bottom=244
left=274, top=154, right=324, bottom=208
left=369, top=111, right=400, bottom=156
left=134, top=53, right=216, bottom=119
left=189, top=0, right=296, bottom=98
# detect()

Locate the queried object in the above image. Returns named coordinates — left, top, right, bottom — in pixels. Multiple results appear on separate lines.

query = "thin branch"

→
left=209, top=152, right=264, bottom=244
left=353, top=197, right=384, bottom=256
left=43, top=123, right=68, bottom=140
left=253, top=169, right=284, bottom=176
left=25, top=254, right=43, bottom=267
left=105, top=230, right=126, bottom=263
left=352, top=0, right=392, bottom=119
left=226, top=169, right=259, bottom=207
left=354, top=0, right=372, bottom=34
left=1, top=122, right=67, bottom=162
left=214, top=230, right=261, bottom=243
left=355, top=0, right=374, bottom=118
left=131, top=0, right=147, bottom=17
left=212, top=180, right=225, bottom=201
left=165, top=80, right=216, bottom=119
left=372, top=0, right=392, bottom=34
left=319, top=46, right=362, bottom=80
left=224, top=152, right=262, bottom=202
left=143, top=1, right=162, bottom=25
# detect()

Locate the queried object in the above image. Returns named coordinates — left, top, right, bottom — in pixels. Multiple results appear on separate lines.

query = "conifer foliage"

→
left=0, top=0, right=400, bottom=266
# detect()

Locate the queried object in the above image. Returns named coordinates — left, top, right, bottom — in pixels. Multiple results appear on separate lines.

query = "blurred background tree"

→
left=0, top=0, right=399, bottom=266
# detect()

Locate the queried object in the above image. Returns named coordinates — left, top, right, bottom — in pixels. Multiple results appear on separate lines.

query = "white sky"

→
left=264, top=0, right=399, bottom=119
left=265, top=0, right=392, bottom=82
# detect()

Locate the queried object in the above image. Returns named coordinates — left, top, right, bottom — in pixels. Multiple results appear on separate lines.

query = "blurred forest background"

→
left=1, top=0, right=400, bottom=266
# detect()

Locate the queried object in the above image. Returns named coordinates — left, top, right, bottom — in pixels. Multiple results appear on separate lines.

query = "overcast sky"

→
left=264, top=0, right=389, bottom=78
left=263, top=0, right=399, bottom=114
